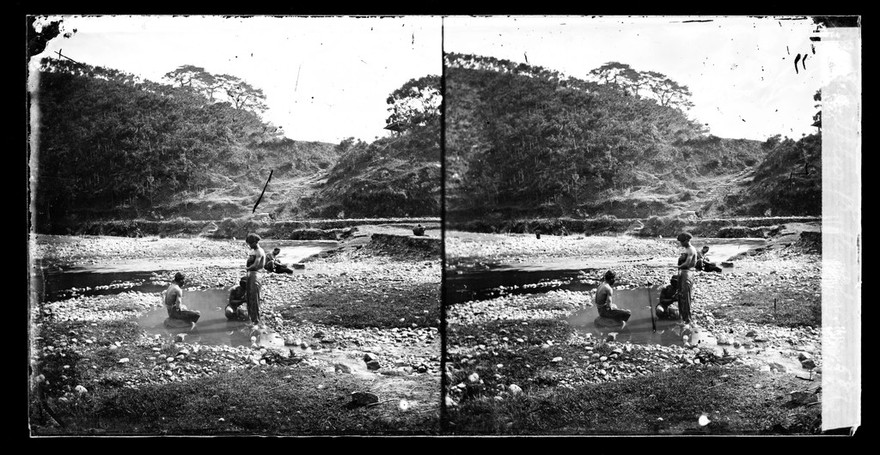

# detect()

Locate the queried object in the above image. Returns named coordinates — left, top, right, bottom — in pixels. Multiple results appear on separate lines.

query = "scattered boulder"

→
left=291, top=263, right=305, bottom=270
left=468, top=372, right=480, bottom=384
left=334, top=363, right=352, bottom=374
left=745, top=330, right=758, bottom=338
left=363, top=353, right=377, bottom=362
left=606, top=332, right=619, bottom=342
left=787, top=391, right=819, bottom=407
left=74, top=385, right=88, bottom=395
left=164, top=318, right=191, bottom=330
left=595, top=316, right=625, bottom=329
left=801, top=359, right=817, bottom=370
left=769, top=362, right=787, bottom=373
left=350, top=391, right=379, bottom=406
left=366, top=360, right=381, bottom=370
left=508, top=384, right=523, bottom=396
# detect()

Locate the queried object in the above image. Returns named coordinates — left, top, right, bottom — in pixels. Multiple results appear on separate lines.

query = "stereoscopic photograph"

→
left=27, top=15, right=443, bottom=435
left=442, top=15, right=858, bottom=435
left=26, top=14, right=860, bottom=438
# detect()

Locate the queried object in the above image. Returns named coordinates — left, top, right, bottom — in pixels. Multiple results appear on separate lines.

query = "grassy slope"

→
left=446, top=64, right=820, bottom=220
left=297, top=125, right=442, bottom=219
left=150, top=139, right=341, bottom=220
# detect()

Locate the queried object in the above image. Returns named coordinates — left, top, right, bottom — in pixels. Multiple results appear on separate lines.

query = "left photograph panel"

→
left=27, top=15, right=442, bottom=436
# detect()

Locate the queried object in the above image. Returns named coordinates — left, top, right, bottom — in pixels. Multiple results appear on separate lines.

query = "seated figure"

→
left=656, top=275, right=682, bottom=320
left=696, top=246, right=723, bottom=273
left=225, top=276, right=250, bottom=321
left=164, top=272, right=201, bottom=324
left=595, top=270, right=631, bottom=324
left=264, top=248, right=294, bottom=274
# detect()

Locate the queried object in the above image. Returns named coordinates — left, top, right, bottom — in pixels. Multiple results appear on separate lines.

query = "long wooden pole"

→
left=252, top=170, right=273, bottom=213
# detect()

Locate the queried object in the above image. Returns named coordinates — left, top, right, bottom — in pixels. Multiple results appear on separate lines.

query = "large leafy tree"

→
left=587, top=62, right=644, bottom=96
left=163, top=65, right=220, bottom=101
left=587, top=62, right=694, bottom=112
left=641, top=71, right=694, bottom=111
left=447, top=54, right=710, bottom=216
left=385, top=75, right=441, bottom=134
left=33, top=58, right=278, bottom=232
left=216, top=74, right=268, bottom=114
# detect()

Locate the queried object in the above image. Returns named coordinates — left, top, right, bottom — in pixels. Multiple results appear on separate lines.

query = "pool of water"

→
left=565, top=287, right=714, bottom=347
left=137, top=288, right=285, bottom=348
left=692, top=237, right=766, bottom=263
left=445, top=266, right=598, bottom=305
left=446, top=238, right=765, bottom=306
left=31, top=240, right=338, bottom=302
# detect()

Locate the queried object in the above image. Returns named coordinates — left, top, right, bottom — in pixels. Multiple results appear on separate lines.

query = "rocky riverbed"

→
left=28, top=231, right=441, bottom=435
left=444, top=229, right=822, bottom=434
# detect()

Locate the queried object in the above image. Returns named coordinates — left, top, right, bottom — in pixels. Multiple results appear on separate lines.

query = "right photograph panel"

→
left=442, top=16, right=829, bottom=435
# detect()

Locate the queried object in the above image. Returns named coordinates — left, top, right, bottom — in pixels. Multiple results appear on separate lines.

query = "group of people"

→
left=164, top=229, right=720, bottom=331
left=594, top=232, right=723, bottom=327
left=163, top=233, right=298, bottom=328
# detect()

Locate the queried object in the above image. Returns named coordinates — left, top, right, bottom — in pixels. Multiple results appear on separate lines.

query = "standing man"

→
left=245, top=233, right=266, bottom=327
left=594, top=270, right=632, bottom=324
left=676, top=232, right=698, bottom=324
left=164, top=272, right=201, bottom=325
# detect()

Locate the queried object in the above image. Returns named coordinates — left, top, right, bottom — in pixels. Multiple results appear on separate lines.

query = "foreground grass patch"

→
left=448, top=318, right=579, bottom=389
left=715, top=280, right=821, bottom=327
left=32, top=365, right=439, bottom=435
left=447, top=366, right=820, bottom=435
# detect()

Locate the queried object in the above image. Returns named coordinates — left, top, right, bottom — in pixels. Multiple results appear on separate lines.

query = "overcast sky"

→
left=31, top=15, right=832, bottom=143
left=444, top=15, right=826, bottom=141
left=30, top=15, right=442, bottom=144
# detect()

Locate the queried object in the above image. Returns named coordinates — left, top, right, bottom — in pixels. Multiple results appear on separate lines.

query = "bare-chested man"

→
left=164, top=272, right=201, bottom=324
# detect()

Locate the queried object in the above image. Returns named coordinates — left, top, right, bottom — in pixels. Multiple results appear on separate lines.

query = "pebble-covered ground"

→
left=444, top=230, right=822, bottom=433
left=446, top=231, right=680, bottom=264
left=29, top=233, right=442, bottom=434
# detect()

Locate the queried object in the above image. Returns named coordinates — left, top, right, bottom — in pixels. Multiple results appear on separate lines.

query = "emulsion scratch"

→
left=794, top=54, right=801, bottom=73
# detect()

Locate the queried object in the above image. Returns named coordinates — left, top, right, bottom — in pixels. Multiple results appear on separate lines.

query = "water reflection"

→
left=567, top=287, right=691, bottom=347
left=138, top=289, right=285, bottom=348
